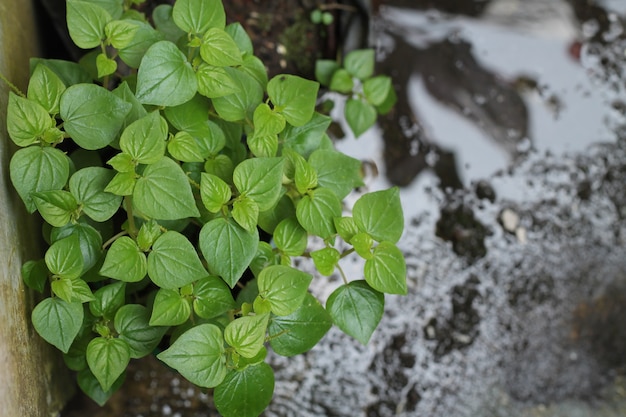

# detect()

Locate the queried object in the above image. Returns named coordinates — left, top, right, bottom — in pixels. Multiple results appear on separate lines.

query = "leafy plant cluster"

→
left=4, top=0, right=405, bottom=415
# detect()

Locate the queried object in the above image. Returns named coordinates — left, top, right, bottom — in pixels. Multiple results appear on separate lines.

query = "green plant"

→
left=316, top=48, right=396, bottom=137
left=3, top=0, right=405, bottom=415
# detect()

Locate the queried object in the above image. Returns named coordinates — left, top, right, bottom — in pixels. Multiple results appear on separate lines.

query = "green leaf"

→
left=326, top=280, right=384, bottom=344
left=364, top=242, right=407, bottom=295
left=135, top=40, right=197, bottom=106
left=104, top=171, right=136, bottom=196
left=66, top=0, right=111, bottom=49
left=69, top=167, right=121, bottom=222
left=172, top=0, right=225, bottom=34
left=225, top=22, right=253, bottom=54
left=90, top=282, right=126, bottom=319
left=77, top=368, right=125, bottom=406
left=273, top=218, right=307, bottom=256
left=51, top=222, right=103, bottom=273
left=32, top=297, right=83, bottom=353
left=200, top=27, right=243, bottom=66
left=30, top=57, right=92, bottom=87
left=363, top=75, right=393, bottom=106
left=22, top=260, right=48, bottom=292
left=212, top=68, right=263, bottom=122
left=86, top=0, right=124, bottom=19
left=134, top=156, right=200, bottom=220
left=9, top=146, right=69, bottom=213
left=257, top=265, right=312, bottom=316
left=200, top=173, right=231, bottom=213
left=309, top=149, right=364, bottom=199
left=86, top=337, right=130, bottom=391
left=7, top=93, right=51, bottom=147
left=153, top=4, right=186, bottom=42
left=105, top=19, right=140, bottom=49
left=157, top=323, right=228, bottom=387
left=45, top=235, right=84, bottom=280
left=147, top=231, right=208, bottom=289
left=199, top=218, right=259, bottom=288
left=232, top=196, right=259, bottom=233
left=345, top=98, right=377, bottom=138
left=214, top=363, right=274, bottom=417
left=136, top=219, right=162, bottom=251
left=315, top=59, right=340, bottom=86
left=248, top=134, right=278, bottom=158
left=205, top=154, right=234, bottom=183
left=329, top=68, right=354, bottom=93
left=253, top=103, right=286, bottom=137
left=96, top=53, right=117, bottom=78
left=257, top=195, right=295, bottom=234
left=375, top=84, right=397, bottom=115
left=335, top=216, right=360, bottom=243
left=267, top=75, right=319, bottom=127
left=32, top=190, right=78, bottom=227
left=196, top=64, right=241, bottom=98
left=149, top=288, right=191, bottom=326
left=350, top=232, right=374, bottom=260
left=294, top=156, right=317, bottom=194
left=164, top=96, right=226, bottom=155
left=224, top=313, right=269, bottom=358
left=268, top=293, right=332, bottom=356
left=233, top=157, right=284, bottom=211
left=117, top=21, right=164, bottom=68
left=60, top=84, right=131, bottom=150
left=311, top=247, right=340, bottom=276
left=280, top=112, right=332, bottom=158
left=51, top=275, right=94, bottom=303
left=100, top=236, right=147, bottom=282
left=344, top=49, right=375, bottom=80
left=353, top=187, right=403, bottom=243
left=168, top=131, right=206, bottom=162
left=249, top=243, right=277, bottom=277
left=107, top=153, right=134, bottom=173
left=115, top=304, right=168, bottom=358
left=119, top=112, right=167, bottom=164
left=296, top=188, right=342, bottom=239
left=112, top=81, right=148, bottom=131
left=240, top=54, right=268, bottom=89
left=193, top=276, right=236, bottom=319
left=27, top=64, right=66, bottom=114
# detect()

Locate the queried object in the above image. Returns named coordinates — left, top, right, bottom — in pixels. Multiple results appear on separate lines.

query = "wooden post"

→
left=0, top=0, right=75, bottom=415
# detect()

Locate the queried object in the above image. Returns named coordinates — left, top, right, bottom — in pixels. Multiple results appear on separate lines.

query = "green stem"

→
left=0, top=72, right=25, bottom=97
left=340, top=248, right=355, bottom=259
left=102, top=230, right=129, bottom=250
left=125, top=196, right=138, bottom=237
left=336, top=263, right=349, bottom=285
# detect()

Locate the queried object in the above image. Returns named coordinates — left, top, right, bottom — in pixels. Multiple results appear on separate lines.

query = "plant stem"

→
left=0, top=72, right=25, bottom=97
left=102, top=230, right=129, bottom=250
left=340, top=247, right=355, bottom=259
left=125, top=196, right=138, bottom=237
left=336, top=263, right=349, bottom=285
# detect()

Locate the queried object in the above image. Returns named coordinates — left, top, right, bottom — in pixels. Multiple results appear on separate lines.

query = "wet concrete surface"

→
left=266, top=1, right=626, bottom=416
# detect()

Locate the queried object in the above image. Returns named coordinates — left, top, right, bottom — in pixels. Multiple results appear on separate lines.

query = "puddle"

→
left=267, top=1, right=626, bottom=416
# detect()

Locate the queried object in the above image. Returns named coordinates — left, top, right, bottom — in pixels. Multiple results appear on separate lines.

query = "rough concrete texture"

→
left=0, top=0, right=74, bottom=415
left=265, top=137, right=626, bottom=416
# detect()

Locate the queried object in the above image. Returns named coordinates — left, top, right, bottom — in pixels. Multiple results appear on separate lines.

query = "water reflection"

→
left=371, top=0, right=622, bottom=190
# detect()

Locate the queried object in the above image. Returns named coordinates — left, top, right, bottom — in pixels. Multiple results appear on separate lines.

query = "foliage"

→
left=316, top=48, right=396, bottom=137
left=3, top=0, right=405, bottom=415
